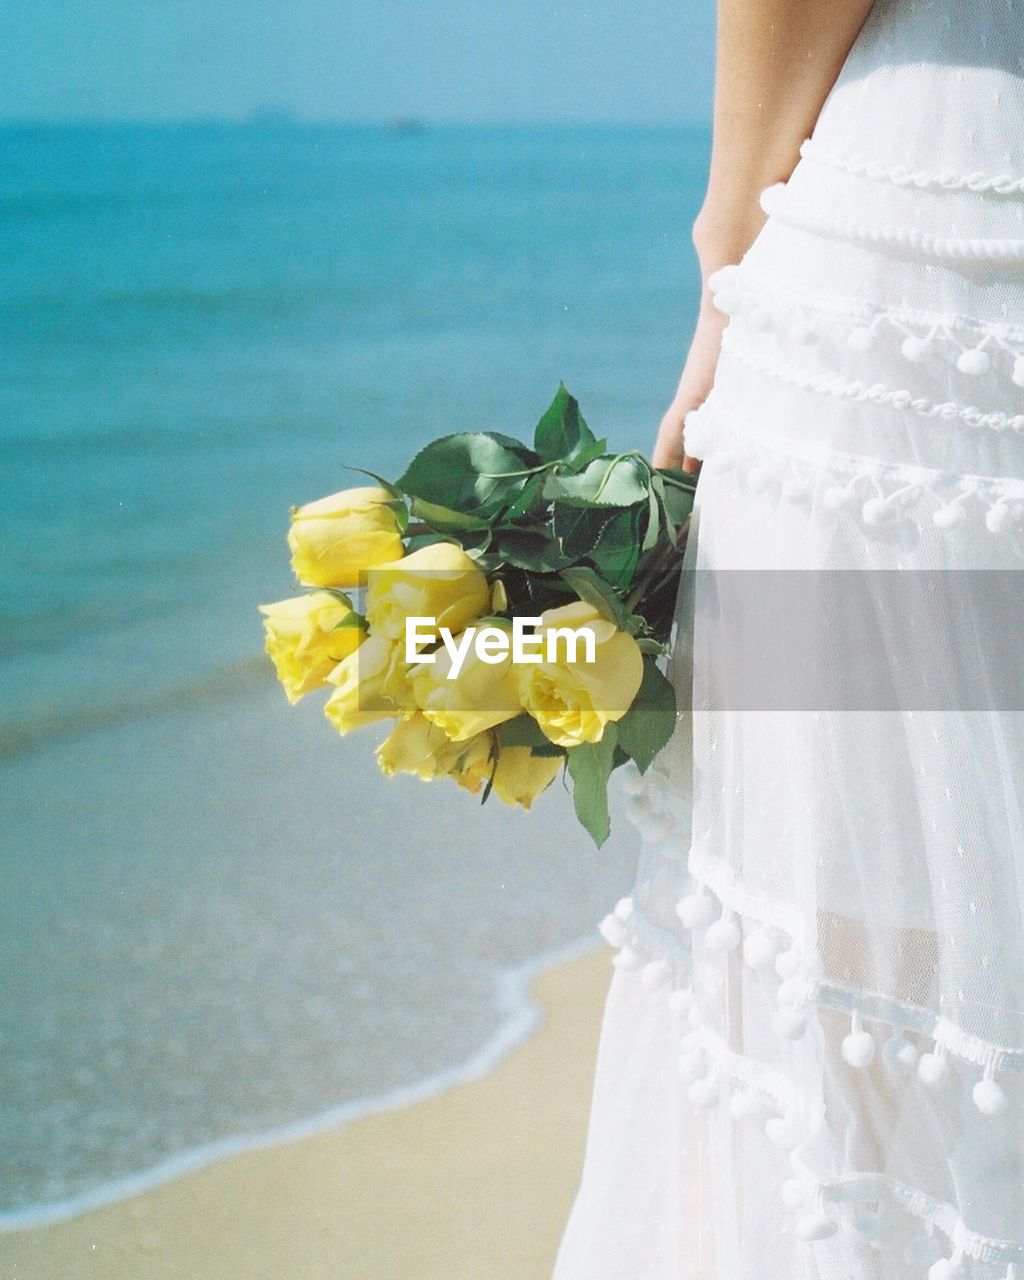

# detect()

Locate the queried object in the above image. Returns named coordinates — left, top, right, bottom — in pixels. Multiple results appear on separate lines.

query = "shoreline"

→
left=0, top=933, right=605, bottom=1236
left=0, top=944, right=613, bottom=1279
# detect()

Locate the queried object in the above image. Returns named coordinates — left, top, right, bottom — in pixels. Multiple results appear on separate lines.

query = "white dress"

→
left=553, top=2, right=1024, bottom=1277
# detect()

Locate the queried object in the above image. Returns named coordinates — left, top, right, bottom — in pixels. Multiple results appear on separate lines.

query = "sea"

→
left=0, top=121, right=709, bottom=1224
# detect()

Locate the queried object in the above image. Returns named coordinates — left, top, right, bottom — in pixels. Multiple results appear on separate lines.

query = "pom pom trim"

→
left=708, top=260, right=1024, bottom=385
left=693, top=391, right=1024, bottom=536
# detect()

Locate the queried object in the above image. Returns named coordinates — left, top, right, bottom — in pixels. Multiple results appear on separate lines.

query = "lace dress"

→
left=553, top=2, right=1024, bottom=1277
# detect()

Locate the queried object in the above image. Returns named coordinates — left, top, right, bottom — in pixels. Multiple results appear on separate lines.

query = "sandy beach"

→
left=0, top=946, right=611, bottom=1279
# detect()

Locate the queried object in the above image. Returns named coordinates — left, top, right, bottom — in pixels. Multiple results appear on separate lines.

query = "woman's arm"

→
left=652, top=0, right=877, bottom=470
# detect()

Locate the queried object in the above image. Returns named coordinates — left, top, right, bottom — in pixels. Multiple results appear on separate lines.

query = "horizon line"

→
left=0, top=113, right=711, bottom=131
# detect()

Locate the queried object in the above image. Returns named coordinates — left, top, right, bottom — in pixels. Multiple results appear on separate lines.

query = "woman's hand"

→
left=652, top=283, right=729, bottom=473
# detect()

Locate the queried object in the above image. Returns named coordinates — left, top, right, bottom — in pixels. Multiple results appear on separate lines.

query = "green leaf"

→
left=655, top=468, right=698, bottom=528
left=404, top=531, right=450, bottom=554
left=543, top=455, right=650, bottom=508
left=496, top=716, right=569, bottom=759
left=495, top=529, right=571, bottom=572
left=588, top=508, right=641, bottom=591
left=614, top=658, right=676, bottom=774
left=498, top=714, right=555, bottom=752
left=558, top=566, right=630, bottom=629
left=409, top=496, right=491, bottom=532
left=533, top=384, right=600, bottom=465
left=566, top=725, right=618, bottom=847
left=552, top=502, right=618, bottom=558
left=397, top=432, right=539, bottom=518
left=332, top=610, right=367, bottom=631
left=641, top=488, right=661, bottom=554
left=345, top=466, right=403, bottom=499
left=502, top=471, right=550, bottom=522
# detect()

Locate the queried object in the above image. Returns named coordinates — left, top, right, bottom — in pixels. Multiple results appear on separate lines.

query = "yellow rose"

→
left=324, top=634, right=413, bottom=734
left=288, top=486, right=403, bottom=588
left=257, top=590, right=364, bottom=704
left=515, top=600, right=644, bottom=748
left=365, top=542, right=490, bottom=641
left=410, top=634, right=521, bottom=741
left=376, top=714, right=494, bottom=793
left=491, top=747, right=563, bottom=810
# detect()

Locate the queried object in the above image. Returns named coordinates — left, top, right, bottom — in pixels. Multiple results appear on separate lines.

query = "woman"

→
left=554, top=1, right=1024, bottom=1277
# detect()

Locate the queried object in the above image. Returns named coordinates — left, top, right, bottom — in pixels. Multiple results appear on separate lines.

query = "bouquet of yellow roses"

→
left=258, top=386, right=696, bottom=845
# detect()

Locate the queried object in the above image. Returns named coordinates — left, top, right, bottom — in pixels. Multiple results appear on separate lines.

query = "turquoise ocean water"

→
left=0, top=122, right=708, bottom=1220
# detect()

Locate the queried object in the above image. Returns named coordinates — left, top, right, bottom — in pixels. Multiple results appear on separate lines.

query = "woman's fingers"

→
left=652, top=299, right=728, bottom=472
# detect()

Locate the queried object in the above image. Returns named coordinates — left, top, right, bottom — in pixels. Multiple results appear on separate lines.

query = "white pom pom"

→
left=842, top=1030, right=876, bottom=1069
left=851, top=1210, right=884, bottom=1243
left=790, top=321, right=818, bottom=346
left=796, top=1212, right=839, bottom=1241
left=747, top=464, right=773, bottom=493
left=775, top=946, right=802, bottom=979
left=680, top=414, right=711, bottom=460
left=986, top=502, right=1013, bottom=535
left=676, top=891, right=715, bottom=930
left=764, top=1115, right=797, bottom=1149
left=780, top=1178, right=806, bottom=1209
left=904, top=1234, right=944, bottom=1267
left=612, top=945, right=644, bottom=971
left=933, top=502, right=967, bottom=528
left=822, top=485, right=856, bottom=510
left=599, top=913, right=629, bottom=947
left=641, top=959, right=673, bottom=991
left=901, top=335, right=932, bottom=362
left=687, top=1075, right=720, bottom=1109
left=747, top=306, right=774, bottom=333
left=743, top=928, right=778, bottom=969
left=713, top=288, right=742, bottom=316
left=847, top=325, right=878, bottom=352
left=667, top=987, right=695, bottom=1017
left=957, top=347, right=991, bottom=376
left=882, top=1032, right=918, bottom=1075
left=973, top=1074, right=1009, bottom=1115
left=856, top=1207, right=898, bottom=1248
left=917, top=1049, right=950, bottom=1088
left=774, top=1007, right=808, bottom=1040
left=705, top=912, right=742, bottom=951
left=677, top=1048, right=706, bottom=1085
left=1013, top=355, right=1024, bottom=387
left=862, top=496, right=895, bottom=527
left=729, top=1088, right=765, bottom=1120
left=614, top=896, right=634, bottom=922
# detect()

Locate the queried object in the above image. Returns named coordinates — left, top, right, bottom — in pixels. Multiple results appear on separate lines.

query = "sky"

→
left=0, top=0, right=716, bottom=125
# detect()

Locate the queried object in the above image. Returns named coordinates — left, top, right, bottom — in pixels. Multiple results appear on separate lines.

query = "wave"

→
left=0, top=653, right=270, bottom=762
left=0, top=932, right=603, bottom=1232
